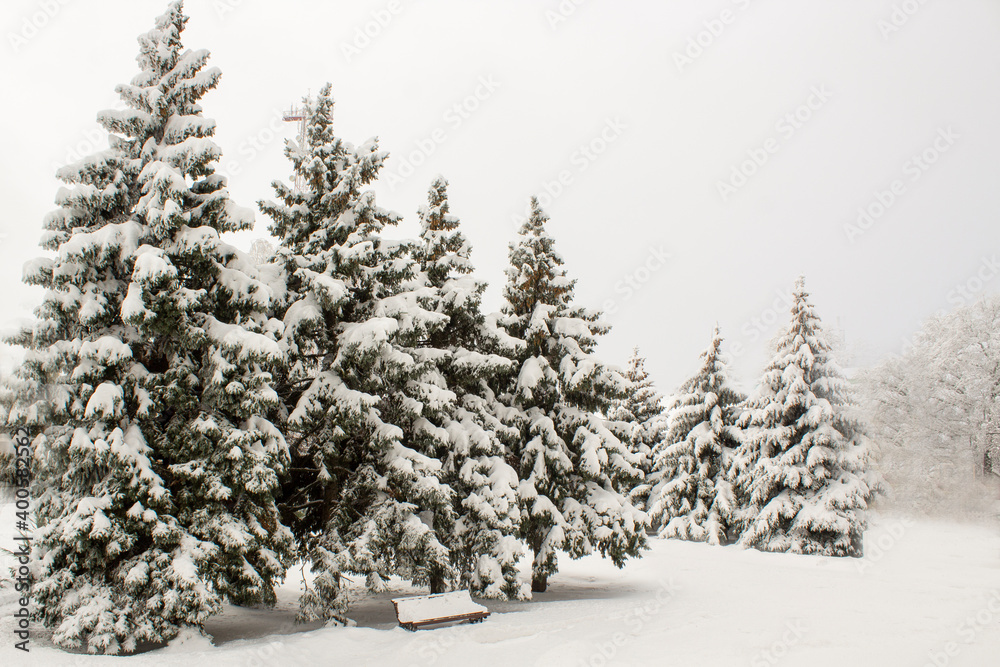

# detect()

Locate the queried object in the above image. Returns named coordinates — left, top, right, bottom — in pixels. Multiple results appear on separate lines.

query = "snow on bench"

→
left=391, top=590, right=490, bottom=631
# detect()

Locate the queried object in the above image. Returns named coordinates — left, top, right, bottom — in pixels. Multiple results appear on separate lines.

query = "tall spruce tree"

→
left=730, top=278, right=873, bottom=556
left=609, top=347, right=668, bottom=509
left=646, top=327, right=745, bottom=544
left=261, top=85, right=456, bottom=624
left=5, top=2, right=293, bottom=653
left=497, top=197, right=646, bottom=593
left=413, top=176, right=527, bottom=599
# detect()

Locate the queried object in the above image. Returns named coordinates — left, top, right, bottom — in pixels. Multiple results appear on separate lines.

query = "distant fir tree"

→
left=413, top=176, right=527, bottom=599
left=5, top=2, right=293, bottom=653
left=261, top=85, right=456, bottom=624
left=646, top=327, right=745, bottom=544
left=730, top=278, right=874, bottom=556
left=608, top=347, right=668, bottom=508
left=497, top=197, right=646, bottom=593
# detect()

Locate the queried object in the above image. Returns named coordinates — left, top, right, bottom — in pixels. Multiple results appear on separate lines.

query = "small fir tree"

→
left=646, top=327, right=745, bottom=544
left=497, top=197, right=646, bottom=593
left=730, top=278, right=873, bottom=556
left=609, top=347, right=668, bottom=508
left=413, top=176, right=527, bottom=599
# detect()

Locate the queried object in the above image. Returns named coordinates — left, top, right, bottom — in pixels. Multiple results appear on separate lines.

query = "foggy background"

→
left=2, top=0, right=999, bottom=393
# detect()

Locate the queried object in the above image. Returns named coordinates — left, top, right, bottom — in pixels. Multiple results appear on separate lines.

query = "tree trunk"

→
left=530, top=529, right=547, bottom=593
left=320, top=477, right=339, bottom=527
left=850, top=527, right=864, bottom=558
left=429, top=571, right=446, bottom=594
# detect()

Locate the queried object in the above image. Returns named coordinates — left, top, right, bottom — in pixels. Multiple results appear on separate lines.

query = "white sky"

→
left=2, top=0, right=999, bottom=393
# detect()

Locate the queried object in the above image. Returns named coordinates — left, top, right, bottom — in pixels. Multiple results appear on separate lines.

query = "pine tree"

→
left=730, top=278, right=873, bottom=556
left=413, top=176, right=527, bottom=599
left=646, top=327, right=745, bottom=544
left=609, top=348, right=668, bottom=508
left=5, top=2, right=293, bottom=653
left=497, top=197, right=646, bottom=593
left=261, top=85, right=456, bottom=624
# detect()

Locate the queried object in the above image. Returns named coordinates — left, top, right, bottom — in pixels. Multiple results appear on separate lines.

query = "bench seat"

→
left=391, top=590, right=490, bottom=631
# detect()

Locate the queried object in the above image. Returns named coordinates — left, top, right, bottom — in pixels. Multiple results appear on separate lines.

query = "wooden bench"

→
left=391, top=590, right=490, bottom=631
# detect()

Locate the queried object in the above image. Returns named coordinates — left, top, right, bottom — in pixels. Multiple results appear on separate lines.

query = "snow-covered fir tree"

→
left=646, top=327, right=745, bottom=544
left=608, top=347, right=668, bottom=509
left=496, top=197, right=646, bottom=592
left=730, top=278, right=875, bottom=556
left=413, top=176, right=527, bottom=599
left=260, top=85, right=458, bottom=624
left=5, top=2, right=293, bottom=653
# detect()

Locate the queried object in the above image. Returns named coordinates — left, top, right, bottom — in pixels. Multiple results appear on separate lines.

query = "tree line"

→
left=1, top=2, right=880, bottom=655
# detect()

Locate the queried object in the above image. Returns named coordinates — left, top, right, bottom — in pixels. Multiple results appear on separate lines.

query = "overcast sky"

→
left=2, top=0, right=999, bottom=392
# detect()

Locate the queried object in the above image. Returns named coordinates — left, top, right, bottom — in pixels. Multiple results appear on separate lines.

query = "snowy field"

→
left=1, top=503, right=999, bottom=666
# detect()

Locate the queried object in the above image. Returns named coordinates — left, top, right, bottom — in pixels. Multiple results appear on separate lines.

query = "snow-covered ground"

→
left=2, top=504, right=999, bottom=666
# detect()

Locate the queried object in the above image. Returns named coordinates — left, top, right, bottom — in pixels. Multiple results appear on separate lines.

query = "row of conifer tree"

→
left=1, top=2, right=878, bottom=655
left=621, top=295, right=881, bottom=560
